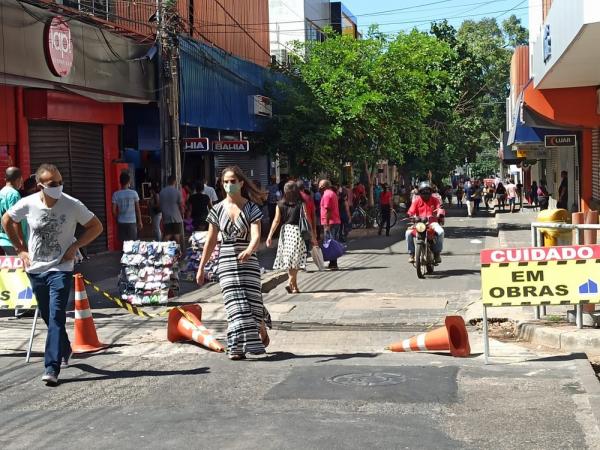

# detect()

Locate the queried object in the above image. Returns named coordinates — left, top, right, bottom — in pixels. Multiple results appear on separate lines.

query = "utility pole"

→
left=156, top=0, right=182, bottom=187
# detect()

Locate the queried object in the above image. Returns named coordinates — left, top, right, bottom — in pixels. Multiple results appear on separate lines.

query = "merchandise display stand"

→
left=119, top=241, right=180, bottom=305
left=180, top=231, right=219, bottom=282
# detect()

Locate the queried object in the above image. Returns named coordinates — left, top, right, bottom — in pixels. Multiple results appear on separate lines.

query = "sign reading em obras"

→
left=480, top=245, right=600, bottom=306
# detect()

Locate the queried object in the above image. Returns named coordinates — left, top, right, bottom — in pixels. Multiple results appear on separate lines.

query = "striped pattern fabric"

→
left=207, top=201, right=269, bottom=356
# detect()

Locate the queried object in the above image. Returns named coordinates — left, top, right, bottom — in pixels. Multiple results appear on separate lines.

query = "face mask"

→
left=224, top=183, right=241, bottom=195
left=42, top=185, right=63, bottom=200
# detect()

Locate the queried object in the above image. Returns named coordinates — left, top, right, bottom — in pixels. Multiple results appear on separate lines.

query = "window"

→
left=305, top=20, right=324, bottom=42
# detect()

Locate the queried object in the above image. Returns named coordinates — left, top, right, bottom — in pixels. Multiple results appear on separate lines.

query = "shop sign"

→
left=481, top=245, right=600, bottom=307
left=182, top=137, right=210, bottom=152
left=212, top=140, right=250, bottom=152
left=44, top=16, right=74, bottom=77
left=543, top=24, right=552, bottom=63
left=545, top=135, right=576, bottom=147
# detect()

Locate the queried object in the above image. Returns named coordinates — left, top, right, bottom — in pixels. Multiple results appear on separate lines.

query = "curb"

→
left=517, top=322, right=600, bottom=355
left=170, top=270, right=289, bottom=305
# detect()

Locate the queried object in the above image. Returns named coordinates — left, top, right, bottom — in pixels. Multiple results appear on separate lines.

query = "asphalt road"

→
left=1, top=207, right=599, bottom=449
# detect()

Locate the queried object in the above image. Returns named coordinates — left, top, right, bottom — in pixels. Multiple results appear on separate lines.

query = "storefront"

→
left=528, top=0, right=600, bottom=211
left=178, top=37, right=274, bottom=186
left=507, top=90, right=580, bottom=210
left=0, top=0, right=156, bottom=251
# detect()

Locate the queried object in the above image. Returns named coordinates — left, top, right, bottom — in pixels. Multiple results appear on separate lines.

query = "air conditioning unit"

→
left=249, top=95, right=273, bottom=118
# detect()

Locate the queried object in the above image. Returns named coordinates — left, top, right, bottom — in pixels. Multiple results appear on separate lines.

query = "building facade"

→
left=509, top=0, right=600, bottom=211
left=269, top=0, right=330, bottom=64
left=0, top=0, right=156, bottom=251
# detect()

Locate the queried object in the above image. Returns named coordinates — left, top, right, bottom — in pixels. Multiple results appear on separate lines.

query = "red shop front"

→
left=0, top=86, right=122, bottom=252
left=0, top=1, right=156, bottom=252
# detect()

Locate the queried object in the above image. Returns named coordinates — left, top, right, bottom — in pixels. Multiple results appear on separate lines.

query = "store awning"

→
left=507, top=89, right=576, bottom=148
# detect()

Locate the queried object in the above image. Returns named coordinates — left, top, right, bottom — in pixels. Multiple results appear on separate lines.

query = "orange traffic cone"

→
left=386, top=316, right=471, bottom=357
left=167, top=304, right=225, bottom=352
left=72, top=273, right=108, bottom=353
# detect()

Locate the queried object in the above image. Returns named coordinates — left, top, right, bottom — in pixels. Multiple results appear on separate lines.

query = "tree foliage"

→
left=265, top=15, right=527, bottom=185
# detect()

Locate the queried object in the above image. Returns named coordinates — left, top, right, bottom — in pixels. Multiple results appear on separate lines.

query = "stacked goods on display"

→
left=180, top=232, right=220, bottom=282
left=119, top=241, right=180, bottom=305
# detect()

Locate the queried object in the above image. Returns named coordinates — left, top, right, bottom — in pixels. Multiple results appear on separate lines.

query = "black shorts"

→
left=118, top=223, right=138, bottom=242
left=163, top=222, right=183, bottom=236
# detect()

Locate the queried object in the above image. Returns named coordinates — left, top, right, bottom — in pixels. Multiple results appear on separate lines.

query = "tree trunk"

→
left=364, top=160, right=376, bottom=207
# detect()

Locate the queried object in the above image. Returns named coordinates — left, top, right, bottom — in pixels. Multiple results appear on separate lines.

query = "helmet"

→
left=418, top=181, right=432, bottom=194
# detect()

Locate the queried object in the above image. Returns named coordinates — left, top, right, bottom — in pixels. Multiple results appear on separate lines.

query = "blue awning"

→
left=178, top=37, right=278, bottom=132
left=507, top=90, right=575, bottom=148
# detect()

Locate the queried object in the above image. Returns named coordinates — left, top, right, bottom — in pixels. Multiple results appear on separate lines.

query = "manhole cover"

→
left=328, top=372, right=407, bottom=387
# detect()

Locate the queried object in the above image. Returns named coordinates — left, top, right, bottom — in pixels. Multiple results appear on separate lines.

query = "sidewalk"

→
left=474, top=207, right=600, bottom=355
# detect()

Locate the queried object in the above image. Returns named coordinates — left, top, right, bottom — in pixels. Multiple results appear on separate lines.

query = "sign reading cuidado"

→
left=480, top=245, right=600, bottom=306
left=0, top=257, right=37, bottom=310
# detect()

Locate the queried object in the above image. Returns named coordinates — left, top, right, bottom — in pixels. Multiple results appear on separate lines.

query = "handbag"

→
left=321, top=232, right=345, bottom=261
left=310, top=246, right=325, bottom=271
left=299, top=204, right=312, bottom=241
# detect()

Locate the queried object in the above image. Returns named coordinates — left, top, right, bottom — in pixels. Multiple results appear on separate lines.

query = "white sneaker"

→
left=42, top=372, right=58, bottom=385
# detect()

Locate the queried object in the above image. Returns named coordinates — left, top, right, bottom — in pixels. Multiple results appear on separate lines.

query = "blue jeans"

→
left=406, top=223, right=444, bottom=255
left=28, top=271, right=73, bottom=375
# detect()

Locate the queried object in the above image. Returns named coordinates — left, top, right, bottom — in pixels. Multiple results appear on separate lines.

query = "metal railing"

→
left=530, top=221, right=600, bottom=329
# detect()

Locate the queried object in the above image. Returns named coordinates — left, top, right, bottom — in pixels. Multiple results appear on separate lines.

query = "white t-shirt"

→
left=8, top=193, right=95, bottom=273
left=203, top=184, right=218, bottom=202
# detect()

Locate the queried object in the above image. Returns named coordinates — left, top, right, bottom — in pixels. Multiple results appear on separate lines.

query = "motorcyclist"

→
left=406, top=181, right=445, bottom=264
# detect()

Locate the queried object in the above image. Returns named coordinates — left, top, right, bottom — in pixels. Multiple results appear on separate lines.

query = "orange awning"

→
left=523, top=82, right=600, bottom=128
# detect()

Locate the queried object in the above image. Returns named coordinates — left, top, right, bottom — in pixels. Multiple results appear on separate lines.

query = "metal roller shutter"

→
left=593, top=129, right=600, bottom=201
left=28, top=121, right=107, bottom=253
left=214, top=154, right=269, bottom=189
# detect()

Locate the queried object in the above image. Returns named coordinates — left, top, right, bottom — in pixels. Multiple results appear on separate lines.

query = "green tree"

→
left=267, top=28, right=455, bottom=204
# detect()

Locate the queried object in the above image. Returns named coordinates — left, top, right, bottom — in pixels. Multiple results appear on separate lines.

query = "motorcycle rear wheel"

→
left=415, top=243, right=425, bottom=279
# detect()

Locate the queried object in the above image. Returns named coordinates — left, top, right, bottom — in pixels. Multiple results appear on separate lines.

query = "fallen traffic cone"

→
left=72, top=273, right=108, bottom=353
left=167, top=304, right=225, bottom=352
left=386, top=316, right=471, bottom=357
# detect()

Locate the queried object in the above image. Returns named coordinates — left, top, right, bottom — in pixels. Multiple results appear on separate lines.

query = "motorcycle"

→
left=410, top=216, right=440, bottom=279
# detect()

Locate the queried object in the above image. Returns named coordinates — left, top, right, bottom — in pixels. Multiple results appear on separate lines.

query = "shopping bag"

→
left=310, top=246, right=325, bottom=271
left=321, top=237, right=345, bottom=261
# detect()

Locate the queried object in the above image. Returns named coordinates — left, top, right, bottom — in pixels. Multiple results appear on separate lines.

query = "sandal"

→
left=291, top=288, right=300, bottom=294
left=259, top=323, right=270, bottom=348
left=284, top=285, right=292, bottom=294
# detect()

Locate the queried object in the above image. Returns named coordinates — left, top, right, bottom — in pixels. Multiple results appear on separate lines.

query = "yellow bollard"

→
left=537, top=209, right=571, bottom=246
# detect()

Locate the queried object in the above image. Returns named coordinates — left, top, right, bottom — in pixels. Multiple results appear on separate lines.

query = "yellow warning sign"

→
left=481, top=245, right=600, bottom=306
left=0, top=257, right=37, bottom=310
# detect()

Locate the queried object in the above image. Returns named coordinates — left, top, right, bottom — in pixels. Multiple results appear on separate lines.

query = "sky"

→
left=340, top=0, right=530, bottom=36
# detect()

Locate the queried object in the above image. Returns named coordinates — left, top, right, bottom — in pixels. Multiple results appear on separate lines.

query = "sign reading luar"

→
left=545, top=135, right=576, bottom=147
left=212, top=140, right=250, bottom=152
left=480, top=245, right=600, bottom=306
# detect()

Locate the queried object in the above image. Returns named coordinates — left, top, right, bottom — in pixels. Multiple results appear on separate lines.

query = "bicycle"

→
left=376, top=206, right=399, bottom=228
left=351, top=204, right=379, bottom=229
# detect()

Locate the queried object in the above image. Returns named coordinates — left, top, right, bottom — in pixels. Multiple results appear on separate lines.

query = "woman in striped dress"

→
left=266, top=181, right=307, bottom=293
left=196, top=166, right=270, bottom=360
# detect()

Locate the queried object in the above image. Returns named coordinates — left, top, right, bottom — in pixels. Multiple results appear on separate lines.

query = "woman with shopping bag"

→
left=267, top=181, right=314, bottom=293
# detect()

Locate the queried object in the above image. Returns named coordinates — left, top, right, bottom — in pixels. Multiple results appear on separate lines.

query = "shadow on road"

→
left=428, top=269, right=481, bottom=279
left=300, top=288, right=373, bottom=294
left=61, top=363, right=210, bottom=383
left=262, top=351, right=379, bottom=362
left=527, top=353, right=588, bottom=363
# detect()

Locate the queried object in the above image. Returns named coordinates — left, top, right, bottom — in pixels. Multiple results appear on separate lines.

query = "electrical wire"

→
left=187, top=3, right=534, bottom=36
